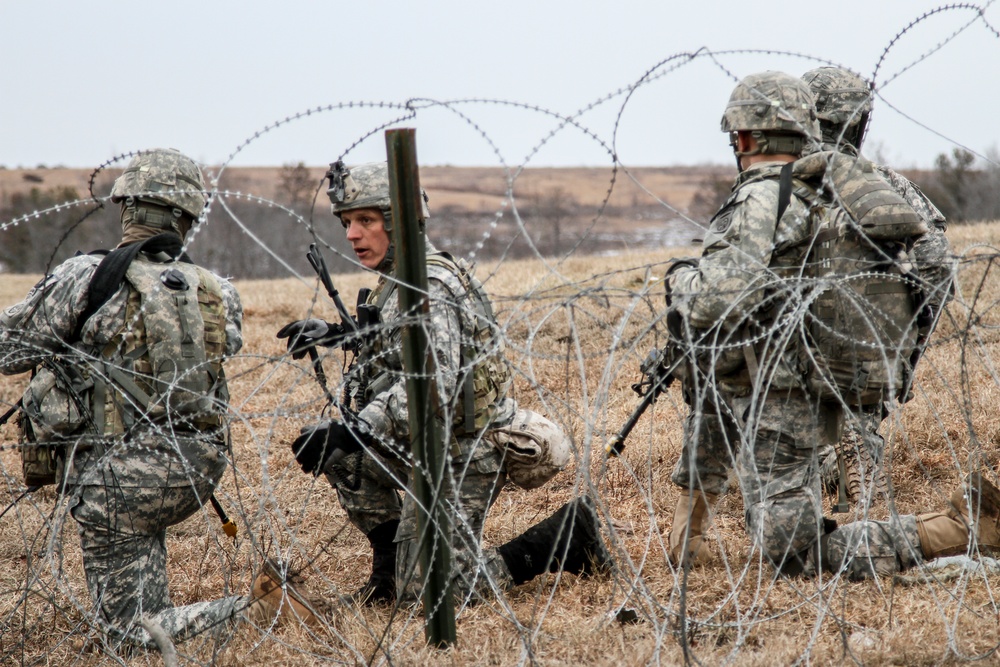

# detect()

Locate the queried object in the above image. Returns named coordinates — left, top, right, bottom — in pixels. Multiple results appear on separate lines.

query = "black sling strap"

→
left=71, top=234, right=190, bottom=341
left=775, top=161, right=795, bottom=223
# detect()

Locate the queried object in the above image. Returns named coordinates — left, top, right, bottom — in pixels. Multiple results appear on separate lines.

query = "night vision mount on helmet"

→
left=326, top=160, right=429, bottom=233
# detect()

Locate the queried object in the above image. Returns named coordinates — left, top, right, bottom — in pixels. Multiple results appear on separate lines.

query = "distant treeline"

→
left=2, top=151, right=998, bottom=278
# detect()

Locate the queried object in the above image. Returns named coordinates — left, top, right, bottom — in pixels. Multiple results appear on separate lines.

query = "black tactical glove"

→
left=290, top=419, right=370, bottom=475
left=276, top=319, right=348, bottom=359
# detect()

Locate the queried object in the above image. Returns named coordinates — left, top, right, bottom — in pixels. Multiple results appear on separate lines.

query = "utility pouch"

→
left=16, top=411, right=63, bottom=488
left=21, top=365, right=92, bottom=440
left=18, top=364, right=94, bottom=489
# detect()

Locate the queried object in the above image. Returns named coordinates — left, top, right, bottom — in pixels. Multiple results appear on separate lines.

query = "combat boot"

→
left=353, top=520, right=399, bottom=606
left=247, top=559, right=321, bottom=627
left=668, top=488, right=718, bottom=567
left=917, top=472, right=1000, bottom=559
left=498, top=496, right=612, bottom=586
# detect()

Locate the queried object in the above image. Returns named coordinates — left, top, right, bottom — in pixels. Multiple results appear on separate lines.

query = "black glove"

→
left=290, top=419, right=370, bottom=475
left=276, top=319, right=347, bottom=359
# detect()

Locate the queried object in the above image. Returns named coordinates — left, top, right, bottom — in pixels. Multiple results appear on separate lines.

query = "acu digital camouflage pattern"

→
left=801, top=66, right=872, bottom=148
left=800, top=66, right=956, bottom=514
left=327, top=161, right=429, bottom=229
left=720, top=71, right=821, bottom=143
left=110, top=148, right=207, bottom=221
left=0, top=244, right=247, bottom=648
left=323, top=238, right=520, bottom=603
left=670, top=387, right=738, bottom=497
left=667, top=158, right=934, bottom=579
left=114, top=259, right=228, bottom=432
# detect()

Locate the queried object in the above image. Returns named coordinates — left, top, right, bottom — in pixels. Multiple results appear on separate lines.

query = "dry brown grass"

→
left=2, top=222, right=1000, bottom=665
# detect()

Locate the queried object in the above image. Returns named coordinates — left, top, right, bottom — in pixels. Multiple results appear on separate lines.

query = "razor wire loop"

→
left=2, top=4, right=1000, bottom=663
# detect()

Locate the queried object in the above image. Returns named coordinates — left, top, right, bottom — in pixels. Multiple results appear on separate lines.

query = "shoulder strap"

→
left=71, top=233, right=189, bottom=341
left=775, top=161, right=795, bottom=224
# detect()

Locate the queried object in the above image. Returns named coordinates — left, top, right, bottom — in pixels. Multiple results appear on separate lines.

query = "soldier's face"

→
left=342, top=208, right=390, bottom=269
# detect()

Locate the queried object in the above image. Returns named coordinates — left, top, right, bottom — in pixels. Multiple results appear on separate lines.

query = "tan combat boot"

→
left=917, top=472, right=1000, bottom=559
left=668, top=488, right=718, bottom=567
left=247, top=559, right=321, bottom=627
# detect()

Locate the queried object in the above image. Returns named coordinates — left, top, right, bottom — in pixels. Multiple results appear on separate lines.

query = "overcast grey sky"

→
left=2, top=1, right=997, bottom=171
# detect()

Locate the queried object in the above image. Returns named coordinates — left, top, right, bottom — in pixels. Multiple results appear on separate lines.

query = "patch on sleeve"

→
left=710, top=207, right=735, bottom=235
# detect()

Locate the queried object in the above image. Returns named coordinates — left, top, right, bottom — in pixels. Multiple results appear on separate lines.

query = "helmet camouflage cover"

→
left=326, top=160, right=429, bottom=230
left=110, top=148, right=207, bottom=221
left=327, top=161, right=392, bottom=217
left=801, top=66, right=873, bottom=149
left=720, top=71, right=821, bottom=143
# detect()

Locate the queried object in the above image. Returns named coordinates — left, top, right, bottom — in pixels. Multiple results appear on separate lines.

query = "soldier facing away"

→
left=0, top=149, right=313, bottom=652
left=664, top=72, right=1000, bottom=579
left=801, top=66, right=957, bottom=505
left=279, top=160, right=610, bottom=607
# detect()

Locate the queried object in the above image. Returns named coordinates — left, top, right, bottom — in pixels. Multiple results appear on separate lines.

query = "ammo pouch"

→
left=488, top=408, right=570, bottom=490
left=19, top=436, right=61, bottom=488
left=18, top=365, right=93, bottom=487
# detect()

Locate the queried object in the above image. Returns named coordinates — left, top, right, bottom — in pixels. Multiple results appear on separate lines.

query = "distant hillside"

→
left=0, top=164, right=734, bottom=211
left=0, top=163, right=944, bottom=278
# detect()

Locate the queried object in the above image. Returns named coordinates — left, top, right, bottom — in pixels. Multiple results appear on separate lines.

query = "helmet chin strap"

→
left=729, top=131, right=763, bottom=171
left=376, top=243, right=395, bottom=274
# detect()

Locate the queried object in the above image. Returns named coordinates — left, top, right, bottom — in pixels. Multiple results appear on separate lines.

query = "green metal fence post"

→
left=385, top=128, right=456, bottom=648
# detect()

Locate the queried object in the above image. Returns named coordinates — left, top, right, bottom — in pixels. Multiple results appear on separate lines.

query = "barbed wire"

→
left=1, top=4, right=1000, bottom=666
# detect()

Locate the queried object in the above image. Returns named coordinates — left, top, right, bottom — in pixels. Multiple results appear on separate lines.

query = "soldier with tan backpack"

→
left=664, top=71, right=999, bottom=579
left=0, top=148, right=315, bottom=652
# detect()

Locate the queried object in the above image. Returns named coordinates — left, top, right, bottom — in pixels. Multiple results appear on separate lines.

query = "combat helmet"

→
left=801, top=66, right=873, bottom=151
left=721, top=71, right=821, bottom=161
left=326, top=160, right=429, bottom=233
left=111, top=148, right=207, bottom=222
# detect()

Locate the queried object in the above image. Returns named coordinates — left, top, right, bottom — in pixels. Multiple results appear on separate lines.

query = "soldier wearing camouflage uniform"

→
left=665, top=72, right=1000, bottom=579
left=281, top=161, right=609, bottom=607
left=801, top=66, right=956, bottom=505
left=0, top=149, right=313, bottom=650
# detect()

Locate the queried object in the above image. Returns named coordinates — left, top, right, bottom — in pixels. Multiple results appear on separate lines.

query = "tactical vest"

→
left=778, top=152, right=928, bottom=405
left=357, top=253, right=512, bottom=435
left=96, top=258, right=228, bottom=434
left=20, top=257, right=228, bottom=456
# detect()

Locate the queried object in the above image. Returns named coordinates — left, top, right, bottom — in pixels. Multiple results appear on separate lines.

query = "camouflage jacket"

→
left=0, top=252, right=243, bottom=376
left=347, top=239, right=516, bottom=455
left=667, top=160, right=818, bottom=390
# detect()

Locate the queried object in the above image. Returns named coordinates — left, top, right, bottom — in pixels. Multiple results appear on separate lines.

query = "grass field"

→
left=1, top=221, right=999, bottom=666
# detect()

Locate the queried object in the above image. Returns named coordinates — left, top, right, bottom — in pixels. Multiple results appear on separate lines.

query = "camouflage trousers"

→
left=328, top=435, right=513, bottom=605
left=731, top=391, right=923, bottom=578
left=674, top=386, right=924, bottom=579
left=670, top=381, right=739, bottom=496
left=68, top=434, right=244, bottom=647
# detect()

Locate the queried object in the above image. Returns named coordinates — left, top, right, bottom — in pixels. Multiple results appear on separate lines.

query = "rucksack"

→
left=18, top=241, right=228, bottom=486
left=782, top=151, right=929, bottom=405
